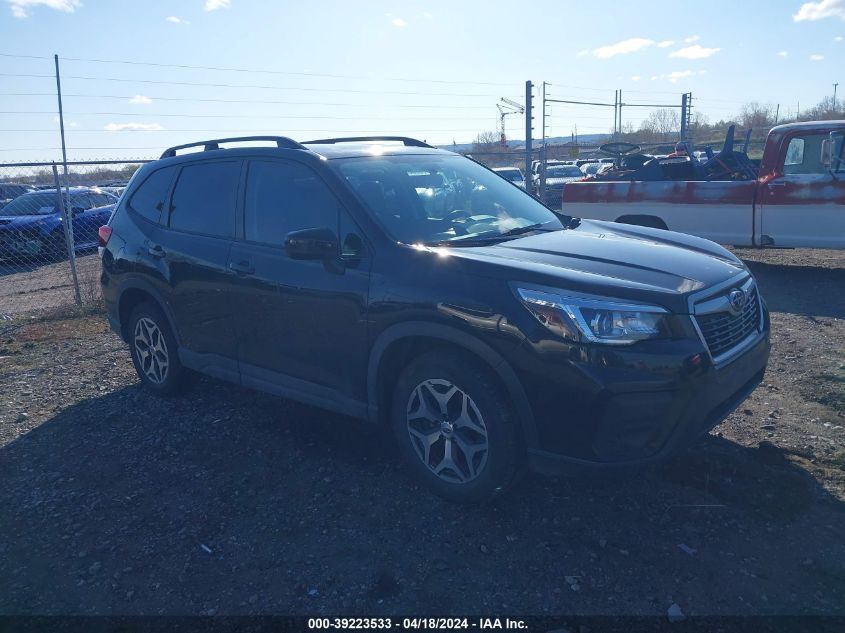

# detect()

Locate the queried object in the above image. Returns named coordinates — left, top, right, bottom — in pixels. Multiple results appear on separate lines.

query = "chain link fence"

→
left=0, top=160, right=147, bottom=319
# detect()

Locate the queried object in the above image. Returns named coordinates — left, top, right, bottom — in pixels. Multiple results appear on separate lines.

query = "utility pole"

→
left=540, top=82, right=547, bottom=203
left=618, top=90, right=623, bottom=138
left=775, top=104, right=780, bottom=125
left=834, top=83, right=839, bottom=110
left=680, top=93, right=688, bottom=142
left=525, top=81, right=533, bottom=196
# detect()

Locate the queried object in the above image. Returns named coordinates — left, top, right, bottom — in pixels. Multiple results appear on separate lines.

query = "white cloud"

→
left=8, top=0, right=80, bottom=18
left=667, top=70, right=694, bottom=82
left=104, top=122, right=164, bottom=132
left=166, top=15, right=189, bottom=24
left=129, top=94, right=152, bottom=104
left=836, top=35, right=844, bottom=40
left=204, top=0, right=229, bottom=11
left=670, top=44, right=721, bottom=59
left=391, top=16, right=407, bottom=27
left=592, top=37, right=655, bottom=59
left=777, top=50, right=789, bottom=56
left=657, top=40, right=675, bottom=48
left=651, top=70, right=697, bottom=83
left=810, top=53, right=825, bottom=60
left=794, top=0, right=845, bottom=21
left=422, top=11, right=432, bottom=18
left=631, top=75, right=642, bottom=81
left=576, top=49, right=589, bottom=57
left=684, top=35, right=700, bottom=43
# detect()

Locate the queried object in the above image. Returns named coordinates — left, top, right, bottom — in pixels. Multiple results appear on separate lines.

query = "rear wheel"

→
left=391, top=350, right=522, bottom=503
left=128, top=302, right=191, bottom=396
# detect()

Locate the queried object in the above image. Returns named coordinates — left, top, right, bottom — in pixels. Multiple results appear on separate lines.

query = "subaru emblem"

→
left=728, top=289, right=746, bottom=315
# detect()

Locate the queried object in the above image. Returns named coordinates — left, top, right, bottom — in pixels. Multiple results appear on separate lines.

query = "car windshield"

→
left=547, top=166, right=583, bottom=178
left=0, top=191, right=62, bottom=217
left=332, top=154, right=565, bottom=246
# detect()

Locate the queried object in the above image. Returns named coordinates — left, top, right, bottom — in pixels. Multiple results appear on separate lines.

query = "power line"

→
left=0, top=52, right=518, bottom=87
left=0, top=72, right=517, bottom=99
left=0, top=92, right=496, bottom=110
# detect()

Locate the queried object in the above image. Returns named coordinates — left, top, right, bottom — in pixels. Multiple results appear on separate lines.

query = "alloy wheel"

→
left=406, top=378, right=489, bottom=483
left=133, top=317, right=169, bottom=385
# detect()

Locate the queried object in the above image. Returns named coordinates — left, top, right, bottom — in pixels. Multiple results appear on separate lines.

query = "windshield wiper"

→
left=428, top=223, right=560, bottom=247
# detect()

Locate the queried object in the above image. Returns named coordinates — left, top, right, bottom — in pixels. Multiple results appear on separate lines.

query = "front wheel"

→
left=390, top=350, right=523, bottom=503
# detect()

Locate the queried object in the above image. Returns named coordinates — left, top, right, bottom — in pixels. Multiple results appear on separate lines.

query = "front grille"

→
left=695, top=287, right=761, bottom=359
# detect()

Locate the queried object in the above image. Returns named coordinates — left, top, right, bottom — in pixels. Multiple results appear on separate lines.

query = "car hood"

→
left=443, top=219, right=747, bottom=313
left=0, top=214, right=52, bottom=228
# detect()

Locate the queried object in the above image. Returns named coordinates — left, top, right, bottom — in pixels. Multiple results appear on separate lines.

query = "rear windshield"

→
left=547, top=166, right=582, bottom=178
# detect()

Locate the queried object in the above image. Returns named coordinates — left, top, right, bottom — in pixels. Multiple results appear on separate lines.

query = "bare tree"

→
left=643, top=109, right=680, bottom=141
left=739, top=102, right=776, bottom=130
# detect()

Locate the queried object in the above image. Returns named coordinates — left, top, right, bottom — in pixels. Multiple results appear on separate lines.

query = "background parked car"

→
left=493, top=166, right=526, bottom=189
left=541, top=164, right=585, bottom=207
left=579, top=162, right=604, bottom=176
left=0, top=187, right=117, bottom=261
left=0, top=182, right=36, bottom=211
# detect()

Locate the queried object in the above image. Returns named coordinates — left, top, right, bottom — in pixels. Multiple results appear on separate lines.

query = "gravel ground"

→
left=0, top=248, right=843, bottom=617
left=0, top=253, right=101, bottom=317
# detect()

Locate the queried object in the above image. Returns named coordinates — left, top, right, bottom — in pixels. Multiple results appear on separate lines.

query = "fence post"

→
left=52, top=163, right=82, bottom=306
left=524, top=81, right=533, bottom=196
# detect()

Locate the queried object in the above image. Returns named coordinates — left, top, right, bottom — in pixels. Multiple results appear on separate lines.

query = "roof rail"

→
left=160, top=136, right=306, bottom=159
left=304, top=136, right=433, bottom=148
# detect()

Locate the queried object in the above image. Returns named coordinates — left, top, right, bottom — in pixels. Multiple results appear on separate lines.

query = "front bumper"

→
left=512, top=308, right=770, bottom=471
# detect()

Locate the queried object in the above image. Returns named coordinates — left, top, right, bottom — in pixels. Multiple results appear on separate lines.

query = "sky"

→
left=0, top=0, right=843, bottom=161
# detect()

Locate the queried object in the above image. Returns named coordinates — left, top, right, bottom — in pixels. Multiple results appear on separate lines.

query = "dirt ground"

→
left=0, top=248, right=843, bottom=617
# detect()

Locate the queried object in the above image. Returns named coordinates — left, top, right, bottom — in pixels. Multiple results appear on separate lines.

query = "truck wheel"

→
left=390, top=350, right=523, bottom=503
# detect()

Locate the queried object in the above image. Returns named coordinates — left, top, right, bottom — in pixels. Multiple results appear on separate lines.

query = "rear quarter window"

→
left=128, top=166, right=178, bottom=224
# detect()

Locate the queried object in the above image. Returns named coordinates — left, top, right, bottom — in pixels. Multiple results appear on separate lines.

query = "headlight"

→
left=517, top=288, right=669, bottom=345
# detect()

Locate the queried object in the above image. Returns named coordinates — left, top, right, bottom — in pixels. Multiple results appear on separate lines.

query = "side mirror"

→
left=284, top=227, right=338, bottom=260
left=821, top=137, right=833, bottom=169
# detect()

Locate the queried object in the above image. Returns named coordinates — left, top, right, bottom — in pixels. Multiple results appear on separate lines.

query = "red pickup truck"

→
left=561, top=120, right=845, bottom=249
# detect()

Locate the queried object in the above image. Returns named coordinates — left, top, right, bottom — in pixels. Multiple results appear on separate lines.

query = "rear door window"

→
left=243, top=160, right=339, bottom=246
left=169, top=161, right=240, bottom=238
left=128, top=166, right=178, bottom=224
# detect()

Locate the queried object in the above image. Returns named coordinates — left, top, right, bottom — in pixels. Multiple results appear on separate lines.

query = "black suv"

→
left=100, top=135, right=770, bottom=502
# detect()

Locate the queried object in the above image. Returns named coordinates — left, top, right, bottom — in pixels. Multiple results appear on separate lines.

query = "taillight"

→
left=98, top=225, right=113, bottom=247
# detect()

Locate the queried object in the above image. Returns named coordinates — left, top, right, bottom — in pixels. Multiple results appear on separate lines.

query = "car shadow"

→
left=740, top=259, right=845, bottom=319
left=1, top=377, right=844, bottom=615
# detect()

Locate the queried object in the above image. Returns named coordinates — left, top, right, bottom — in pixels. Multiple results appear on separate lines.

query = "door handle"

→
left=147, top=244, right=165, bottom=258
left=228, top=260, right=255, bottom=275
left=767, top=181, right=787, bottom=188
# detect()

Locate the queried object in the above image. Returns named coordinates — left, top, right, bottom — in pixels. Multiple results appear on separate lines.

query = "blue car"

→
left=0, top=187, right=118, bottom=261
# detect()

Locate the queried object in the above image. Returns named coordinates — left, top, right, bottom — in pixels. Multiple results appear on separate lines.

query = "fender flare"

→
left=115, top=278, right=181, bottom=345
left=367, top=321, right=539, bottom=448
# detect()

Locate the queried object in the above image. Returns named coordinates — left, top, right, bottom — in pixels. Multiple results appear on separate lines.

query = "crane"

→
left=497, top=97, right=525, bottom=147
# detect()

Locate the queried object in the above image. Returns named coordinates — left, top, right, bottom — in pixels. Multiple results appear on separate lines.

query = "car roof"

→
left=17, top=186, right=106, bottom=195
left=769, top=120, right=845, bottom=134
left=302, top=142, right=453, bottom=160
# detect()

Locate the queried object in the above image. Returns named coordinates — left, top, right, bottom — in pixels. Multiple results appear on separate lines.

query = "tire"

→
left=390, top=350, right=523, bottom=503
left=127, top=301, right=191, bottom=396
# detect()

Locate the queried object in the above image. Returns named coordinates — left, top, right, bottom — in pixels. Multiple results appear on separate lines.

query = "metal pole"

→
left=525, top=81, right=533, bottom=197
left=52, top=163, right=81, bottom=306
left=613, top=90, right=618, bottom=138
left=54, top=54, right=80, bottom=304
left=775, top=104, right=780, bottom=125
left=618, top=90, right=623, bottom=138
left=540, top=82, right=547, bottom=204
left=834, top=83, right=839, bottom=110
left=680, top=93, right=688, bottom=141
